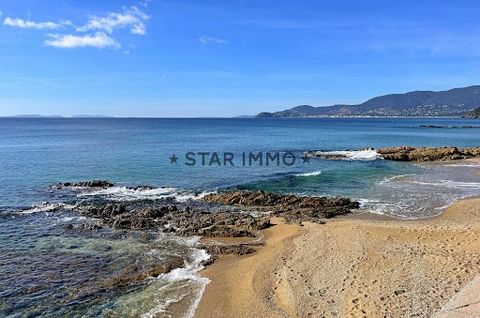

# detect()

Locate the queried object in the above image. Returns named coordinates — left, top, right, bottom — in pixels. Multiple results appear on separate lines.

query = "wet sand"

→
left=195, top=198, right=480, bottom=317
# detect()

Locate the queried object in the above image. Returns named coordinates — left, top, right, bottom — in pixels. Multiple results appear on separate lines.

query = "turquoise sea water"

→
left=1, top=117, right=480, bottom=317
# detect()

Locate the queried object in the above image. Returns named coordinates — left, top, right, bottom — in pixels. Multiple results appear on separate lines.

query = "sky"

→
left=1, top=0, right=480, bottom=117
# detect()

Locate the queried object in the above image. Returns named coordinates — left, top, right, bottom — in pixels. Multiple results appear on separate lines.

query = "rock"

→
left=77, top=203, right=127, bottom=218
left=197, top=225, right=254, bottom=237
left=103, top=256, right=185, bottom=288
left=60, top=188, right=358, bottom=271
left=202, top=244, right=257, bottom=260
left=378, top=146, right=480, bottom=162
left=203, top=191, right=359, bottom=223
left=63, top=223, right=102, bottom=230
left=73, top=199, right=271, bottom=236
left=126, top=185, right=157, bottom=190
left=166, top=211, right=270, bottom=237
left=57, top=180, right=114, bottom=188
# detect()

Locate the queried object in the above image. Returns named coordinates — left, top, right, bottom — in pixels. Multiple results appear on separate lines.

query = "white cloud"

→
left=45, top=32, right=120, bottom=49
left=77, top=6, right=149, bottom=35
left=198, top=35, right=229, bottom=44
left=3, top=5, right=150, bottom=50
left=3, top=17, right=70, bottom=30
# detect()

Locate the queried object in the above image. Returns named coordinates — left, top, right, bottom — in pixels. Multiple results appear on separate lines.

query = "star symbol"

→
left=169, top=154, right=178, bottom=164
left=301, top=155, right=310, bottom=164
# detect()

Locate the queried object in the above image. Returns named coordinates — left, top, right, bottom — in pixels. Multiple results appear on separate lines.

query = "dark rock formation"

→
left=203, top=190, right=359, bottom=222
left=56, top=180, right=114, bottom=188
left=201, top=244, right=258, bottom=264
left=126, top=185, right=158, bottom=190
left=74, top=201, right=272, bottom=237
left=63, top=223, right=103, bottom=231
left=72, top=190, right=358, bottom=236
left=305, top=146, right=480, bottom=162
left=378, top=146, right=480, bottom=162
left=57, top=188, right=358, bottom=265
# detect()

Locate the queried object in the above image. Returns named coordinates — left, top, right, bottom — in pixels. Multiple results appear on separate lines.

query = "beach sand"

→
left=195, top=198, right=480, bottom=318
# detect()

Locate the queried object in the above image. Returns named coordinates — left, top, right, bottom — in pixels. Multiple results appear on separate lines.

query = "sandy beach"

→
left=196, top=197, right=480, bottom=317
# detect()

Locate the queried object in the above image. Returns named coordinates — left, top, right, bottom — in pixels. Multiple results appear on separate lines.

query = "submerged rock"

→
left=102, top=256, right=185, bottom=288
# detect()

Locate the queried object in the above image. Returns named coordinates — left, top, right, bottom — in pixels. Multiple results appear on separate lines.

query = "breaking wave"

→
left=308, top=148, right=382, bottom=161
left=295, top=170, right=322, bottom=177
left=11, top=202, right=76, bottom=215
left=77, top=186, right=215, bottom=203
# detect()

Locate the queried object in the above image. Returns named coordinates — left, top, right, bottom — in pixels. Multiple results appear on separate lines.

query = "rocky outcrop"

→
left=56, top=180, right=114, bottom=188
left=63, top=223, right=103, bottom=231
left=59, top=187, right=358, bottom=263
left=72, top=191, right=358, bottom=235
left=463, top=107, right=480, bottom=119
left=378, top=146, right=480, bottom=162
left=201, top=244, right=258, bottom=263
left=305, top=146, right=480, bottom=162
left=73, top=201, right=272, bottom=237
left=203, top=190, right=359, bottom=222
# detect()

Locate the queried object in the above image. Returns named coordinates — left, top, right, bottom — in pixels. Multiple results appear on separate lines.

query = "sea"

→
left=1, top=117, right=480, bottom=317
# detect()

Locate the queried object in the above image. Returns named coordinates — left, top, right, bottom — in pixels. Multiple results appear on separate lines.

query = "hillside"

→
left=257, top=85, right=480, bottom=117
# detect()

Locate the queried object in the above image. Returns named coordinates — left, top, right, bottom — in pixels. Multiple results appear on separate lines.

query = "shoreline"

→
left=195, top=197, right=480, bottom=317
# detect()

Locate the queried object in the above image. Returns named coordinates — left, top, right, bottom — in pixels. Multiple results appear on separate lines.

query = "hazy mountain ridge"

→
left=257, top=85, right=480, bottom=117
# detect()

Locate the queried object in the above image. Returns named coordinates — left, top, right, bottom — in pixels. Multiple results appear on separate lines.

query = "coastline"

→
left=195, top=197, right=480, bottom=317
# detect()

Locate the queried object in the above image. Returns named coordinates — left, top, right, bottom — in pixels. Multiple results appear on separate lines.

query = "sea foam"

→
left=140, top=245, right=211, bottom=318
left=295, top=170, right=322, bottom=177
left=309, top=148, right=382, bottom=161
left=77, top=186, right=214, bottom=203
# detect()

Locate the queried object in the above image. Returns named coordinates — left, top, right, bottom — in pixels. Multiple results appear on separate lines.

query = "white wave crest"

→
left=77, top=186, right=214, bottom=203
left=404, top=180, right=480, bottom=189
left=295, top=170, right=322, bottom=177
left=309, top=148, right=382, bottom=161
left=18, top=202, right=75, bottom=214
left=140, top=247, right=211, bottom=318
left=379, top=174, right=415, bottom=184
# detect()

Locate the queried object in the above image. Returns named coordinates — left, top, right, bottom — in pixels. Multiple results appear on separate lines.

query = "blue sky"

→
left=1, top=0, right=480, bottom=117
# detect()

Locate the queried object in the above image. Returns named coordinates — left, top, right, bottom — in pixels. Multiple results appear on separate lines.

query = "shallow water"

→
left=1, top=117, right=480, bottom=317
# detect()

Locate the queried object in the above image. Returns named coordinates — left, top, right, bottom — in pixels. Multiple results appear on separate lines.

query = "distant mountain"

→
left=257, top=85, right=480, bottom=118
left=12, top=114, right=64, bottom=118
left=71, top=115, right=113, bottom=118
left=463, top=107, right=480, bottom=119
